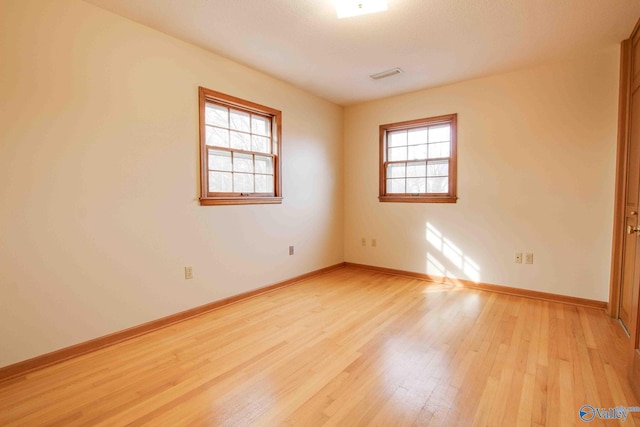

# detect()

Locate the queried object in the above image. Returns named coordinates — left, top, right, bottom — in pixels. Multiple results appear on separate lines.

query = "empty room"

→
left=2, top=0, right=640, bottom=425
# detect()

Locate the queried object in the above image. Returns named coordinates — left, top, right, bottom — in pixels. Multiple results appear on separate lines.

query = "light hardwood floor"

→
left=0, top=267, right=638, bottom=426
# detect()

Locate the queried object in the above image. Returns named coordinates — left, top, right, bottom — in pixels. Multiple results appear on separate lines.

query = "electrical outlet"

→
left=361, top=237, right=366, bottom=246
left=515, top=252, right=522, bottom=264
left=289, top=246, right=294, bottom=256
left=184, top=266, right=193, bottom=279
left=372, top=238, right=377, bottom=247
left=525, top=253, right=534, bottom=264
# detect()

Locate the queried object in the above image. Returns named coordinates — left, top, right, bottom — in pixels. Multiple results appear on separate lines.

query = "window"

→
left=379, top=114, right=457, bottom=203
left=199, top=87, right=282, bottom=205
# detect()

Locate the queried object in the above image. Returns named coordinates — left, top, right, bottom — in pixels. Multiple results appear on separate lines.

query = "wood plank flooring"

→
left=0, top=267, right=638, bottom=426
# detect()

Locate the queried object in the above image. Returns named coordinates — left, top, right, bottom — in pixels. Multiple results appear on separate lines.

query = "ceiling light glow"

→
left=335, top=0, right=388, bottom=19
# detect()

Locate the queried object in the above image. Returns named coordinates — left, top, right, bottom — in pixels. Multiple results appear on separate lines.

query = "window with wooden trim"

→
left=199, top=87, right=282, bottom=205
left=379, top=114, right=457, bottom=203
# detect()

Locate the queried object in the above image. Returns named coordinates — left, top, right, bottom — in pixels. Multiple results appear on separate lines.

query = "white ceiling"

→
left=83, top=0, right=640, bottom=105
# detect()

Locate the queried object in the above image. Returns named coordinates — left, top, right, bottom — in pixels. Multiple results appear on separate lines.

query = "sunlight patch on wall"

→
left=426, top=222, right=481, bottom=282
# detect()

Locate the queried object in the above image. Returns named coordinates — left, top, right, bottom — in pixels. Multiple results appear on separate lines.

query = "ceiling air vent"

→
left=369, top=67, right=403, bottom=80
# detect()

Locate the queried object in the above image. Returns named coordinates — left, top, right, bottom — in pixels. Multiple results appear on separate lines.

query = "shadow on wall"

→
left=426, top=222, right=481, bottom=284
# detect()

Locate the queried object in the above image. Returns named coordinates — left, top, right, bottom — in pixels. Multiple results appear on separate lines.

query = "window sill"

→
left=379, top=195, right=458, bottom=204
left=200, top=197, right=283, bottom=206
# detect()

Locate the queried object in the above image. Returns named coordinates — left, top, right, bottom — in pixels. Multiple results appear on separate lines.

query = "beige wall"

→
left=344, top=49, right=619, bottom=302
left=0, top=0, right=344, bottom=367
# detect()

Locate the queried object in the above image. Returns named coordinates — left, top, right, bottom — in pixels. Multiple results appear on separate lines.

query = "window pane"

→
left=408, top=144, right=428, bottom=160
left=205, top=103, right=228, bottom=127
left=208, top=149, right=232, bottom=171
left=406, top=161, right=426, bottom=177
left=387, top=178, right=405, bottom=193
left=230, top=109, right=250, bottom=132
left=408, top=128, right=428, bottom=145
left=206, top=126, right=229, bottom=147
left=234, top=173, right=254, bottom=193
left=388, top=131, right=407, bottom=147
left=233, top=153, right=253, bottom=173
left=255, top=156, right=273, bottom=174
left=255, top=174, right=274, bottom=193
left=252, top=135, right=271, bottom=154
left=388, top=146, right=407, bottom=161
left=387, top=163, right=405, bottom=178
left=427, top=160, right=448, bottom=177
left=230, top=131, right=251, bottom=151
left=406, top=178, right=426, bottom=193
left=427, top=177, right=449, bottom=193
left=429, top=124, right=450, bottom=143
left=209, top=171, right=232, bottom=192
left=252, top=115, right=270, bottom=136
left=428, top=142, right=450, bottom=159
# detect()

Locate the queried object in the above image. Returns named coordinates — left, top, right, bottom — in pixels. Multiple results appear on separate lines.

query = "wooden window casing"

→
left=199, top=87, right=282, bottom=205
left=379, top=114, right=458, bottom=203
